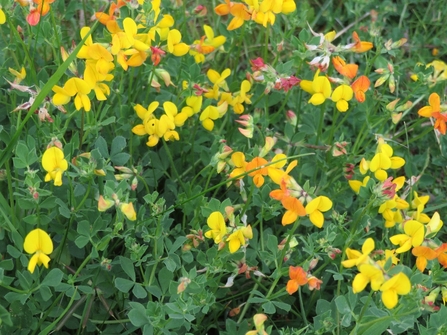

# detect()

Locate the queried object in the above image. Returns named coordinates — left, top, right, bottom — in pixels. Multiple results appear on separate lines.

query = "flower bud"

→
left=193, top=5, right=207, bottom=16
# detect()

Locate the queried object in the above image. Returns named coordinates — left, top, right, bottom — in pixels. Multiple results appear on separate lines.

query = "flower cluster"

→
left=204, top=209, right=253, bottom=253
left=217, top=137, right=333, bottom=228
left=214, top=0, right=296, bottom=30
left=298, top=30, right=373, bottom=112
left=342, top=238, right=410, bottom=309
left=98, top=194, right=137, bottom=221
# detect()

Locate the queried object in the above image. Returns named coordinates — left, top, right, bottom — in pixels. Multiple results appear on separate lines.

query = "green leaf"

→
left=75, top=236, right=90, bottom=248
left=168, top=236, right=188, bottom=254
left=110, top=152, right=130, bottom=165
left=248, top=297, right=268, bottom=304
left=163, top=256, right=177, bottom=272
left=100, top=116, right=116, bottom=126
left=77, top=220, right=91, bottom=237
left=335, top=295, right=351, bottom=314
left=128, top=302, right=150, bottom=327
left=115, top=277, right=134, bottom=293
left=0, top=304, right=13, bottom=327
left=4, top=292, right=30, bottom=304
left=133, top=284, right=148, bottom=299
left=39, top=196, right=57, bottom=209
left=262, top=301, right=276, bottom=314
left=95, top=136, right=109, bottom=158
left=17, top=271, right=32, bottom=291
left=110, top=136, right=126, bottom=157
left=120, top=256, right=136, bottom=281
left=6, top=245, right=21, bottom=258
left=147, top=285, right=162, bottom=299
left=41, top=268, right=64, bottom=287
left=158, top=267, right=173, bottom=293
left=272, top=300, right=291, bottom=312
left=266, top=234, right=278, bottom=256
left=357, top=316, right=391, bottom=335
left=55, top=198, right=71, bottom=218
left=39, top=285, right=52, bottom=302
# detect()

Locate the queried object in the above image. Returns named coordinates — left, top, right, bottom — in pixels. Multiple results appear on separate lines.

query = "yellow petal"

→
left=381, top=289, right=398, bottom=309
left=362, top=238, right=375, bottom=254
left=28, top=253, right=39, bottom=273
left=24, top=228, right=53, bottom=254
left=370, top=153, right=391, bottom=171
left=352, top=272, right=369, bottom=293
left=390, top=157, right=405, bottom=169
left=309, top=210, right=324, bottom=228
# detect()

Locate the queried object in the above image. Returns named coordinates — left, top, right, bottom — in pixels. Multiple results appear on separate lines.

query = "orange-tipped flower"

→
left=351, top=75, right=370, bottom=103
left=286, top=266, right=308, bottom=295
left=332, top=56, right=358, bottom=79
left=351, top=31, right=373, bottom=53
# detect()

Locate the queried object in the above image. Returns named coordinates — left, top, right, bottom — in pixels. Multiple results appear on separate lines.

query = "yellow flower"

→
left=348, top=176, right=370, bottom=194
left=120, top=202, right=137, bottom=221
left=390, top=220, right=425, bottom=253
left=352, top=264, right=385, bottom=293
left=42, top=147, right=68, bottom=186
left=167, top=29, right=190, bottom=56
left=205, top=211, right=227, bottom=244
left=229, top=152, right=247, bottom=179
left=24, top=228, right=54, bottom=273
left=300, top=70, right=332, bottom=106
left=226, top=226, right=252, bottom=253
left=305, top=196, right=333, bottom=228
left=189, top=24, right=226, bottom=63
left=52, top=77, right=92, bottom=112
left=369, top=141, right=405, bottom=181
left=331, top=84, right=353, bottom=112
left=0, top=7, right=5, bottom=25
left=380, top=272, right=411, bottom=309
left=9, top=67, right=26, bottom=84
left=199, top=103, right=227, bottom=131
left=341, top=238, right=375, bottom=268
left=426, top=212, right=443, bottom=237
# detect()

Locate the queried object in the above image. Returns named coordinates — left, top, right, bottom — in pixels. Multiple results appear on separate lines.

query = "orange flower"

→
left=418, top=93, right=440, bottom=118
left=432, top=112, right=447, bottom=135
left=95, top=1, right=128, bottom=25
left=412, top=246, right=438, bottom=272
left=332, top=56, right=358, bottom=79
left=27, top=0, right=55, bottom=26
left=246, top=157, right=268, bottom=188
left=418, top=93, right=447, bottom=135
left=307, top=276, right=323, bottom=291
left=351, top=31, right=373, bottom=53
left=436, top=243, right=447, bottom=267
left=280, top=196, right=306, bottom=225
left=351, top=75, right=370, bottom=103
left=286, top=266, right=308, bottom=295
left=215, top=0, right=251, bottom=30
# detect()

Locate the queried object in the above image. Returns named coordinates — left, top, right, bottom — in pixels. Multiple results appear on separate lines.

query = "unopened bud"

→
left=193, top=5, right=207, bottom=16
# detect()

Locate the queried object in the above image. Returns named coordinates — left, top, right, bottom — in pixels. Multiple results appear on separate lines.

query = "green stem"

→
left=73, top=253, right=93, bottom=278
left=39, top=288, right=80, bottom=335
left=315, top=104, right=326, bottom=145
left=298, top=286, right=308, bottom=326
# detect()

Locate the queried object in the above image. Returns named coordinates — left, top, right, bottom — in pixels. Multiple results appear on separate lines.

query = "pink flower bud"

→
left=193, top=5, right=207, bottom=16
